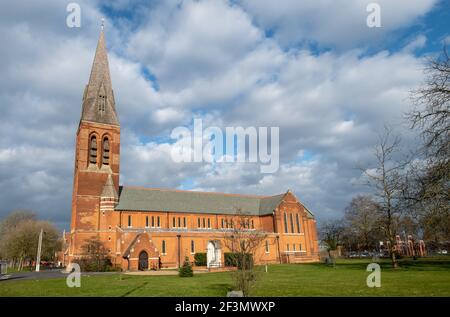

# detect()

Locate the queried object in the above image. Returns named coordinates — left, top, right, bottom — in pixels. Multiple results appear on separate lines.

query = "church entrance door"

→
left=138, top=251, right=148, bottom=270
left=207, top=241, right=222, bottom=268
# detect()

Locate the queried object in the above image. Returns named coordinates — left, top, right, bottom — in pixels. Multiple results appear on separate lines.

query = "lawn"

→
left=1, top=258, right=449, bottom=296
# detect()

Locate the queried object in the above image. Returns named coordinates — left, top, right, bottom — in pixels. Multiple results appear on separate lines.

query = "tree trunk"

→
left=391, top=249, right=398, bottom=269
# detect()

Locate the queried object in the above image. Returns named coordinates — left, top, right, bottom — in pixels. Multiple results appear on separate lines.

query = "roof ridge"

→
left=121, top=185, right=282, bottom=198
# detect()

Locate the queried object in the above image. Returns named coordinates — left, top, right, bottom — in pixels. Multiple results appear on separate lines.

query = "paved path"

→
left=0, top=267, right=231, bottom=281
left=0, top=269, right=115, bottom=282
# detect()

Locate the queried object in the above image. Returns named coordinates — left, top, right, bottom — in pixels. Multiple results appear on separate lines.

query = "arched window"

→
left=102, top=137, right=110, bottom=165
left=162, top=240, right=166, bottom=254
left=296, top=214, right=301, bottom=233
left=191, top=240, right=195, bottom=254
left=89, top=135, right=97, bottom=164
left=265, top=240, right=269, bottom=253
left=290, top=213, right=295, bottom=233
left=284, top=212, right=288, bottom=233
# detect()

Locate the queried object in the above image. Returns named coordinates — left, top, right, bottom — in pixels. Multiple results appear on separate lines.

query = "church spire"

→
left=80, top=27, right=119, bottom=126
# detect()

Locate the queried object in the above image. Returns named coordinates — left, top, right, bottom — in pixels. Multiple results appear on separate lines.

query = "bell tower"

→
left=69, top=28, right=120, bottom=257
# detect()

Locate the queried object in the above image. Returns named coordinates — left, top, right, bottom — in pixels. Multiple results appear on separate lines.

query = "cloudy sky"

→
left=0, top=0, right=448, bottom=230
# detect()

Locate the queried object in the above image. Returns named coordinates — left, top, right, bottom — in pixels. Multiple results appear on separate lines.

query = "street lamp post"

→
left=36, top=228, right=44, bottom=272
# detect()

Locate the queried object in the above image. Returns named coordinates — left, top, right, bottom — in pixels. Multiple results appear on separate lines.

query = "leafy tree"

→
left=0, top=211, right=60, bottom=270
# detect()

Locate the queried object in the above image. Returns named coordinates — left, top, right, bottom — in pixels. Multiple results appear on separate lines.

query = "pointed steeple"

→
left=81, top=29, right=119, bottom=126
left=101, top=174, right=118, bottom=200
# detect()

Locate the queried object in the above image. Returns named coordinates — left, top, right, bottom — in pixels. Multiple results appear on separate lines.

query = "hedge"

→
left=224, top=252, right=253, bottom=269
left=194, top=252, right=207, bottom=266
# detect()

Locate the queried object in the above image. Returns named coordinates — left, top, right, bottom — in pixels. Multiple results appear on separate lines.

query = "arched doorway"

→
left=138, top=251, right=148, bottom=271
left=207, top=241, right=222, bottom=268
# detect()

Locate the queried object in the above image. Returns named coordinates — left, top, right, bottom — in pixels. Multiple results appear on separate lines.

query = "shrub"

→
left=224, top=252, right=253, bottom=269
left=194, top=252, right=207, bottom=266
left=77, top=238, right=113, bottom=272
left=78, top=257, right=113, bottom=272
left=179, top=256, right=194, bottom=277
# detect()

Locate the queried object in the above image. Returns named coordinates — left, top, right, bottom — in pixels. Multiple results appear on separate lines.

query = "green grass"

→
left=1, top=258, right=449, bottom=296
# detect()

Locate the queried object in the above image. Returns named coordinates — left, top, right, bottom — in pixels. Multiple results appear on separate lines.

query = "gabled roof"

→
left=122, top=233, right=142, bottom=258
left=115, top=187, right=286, bottom=216
left=114, top=187, right=316, bottom=218
left=80, top=30, right=119, bottom=126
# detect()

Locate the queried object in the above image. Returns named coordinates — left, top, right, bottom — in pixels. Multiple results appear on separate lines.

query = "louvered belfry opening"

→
left=102, top=137, right=110, bottom=165
left=98, top=94, right=106, bottom=112
left=89, top=135, right=97, bottom=164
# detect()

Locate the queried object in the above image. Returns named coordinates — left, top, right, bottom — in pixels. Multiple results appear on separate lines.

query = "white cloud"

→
left=238, top=0, right=438, bottom=48
left=127, top=0, right=263, bottom=88
left=402, top=34, right=427, bottom=53
left=0, top=0, right=437, bottom=228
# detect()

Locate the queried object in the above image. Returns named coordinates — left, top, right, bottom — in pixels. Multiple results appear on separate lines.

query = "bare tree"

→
left=410, top=48, right=450, bottom=160
left=220, top=209, right=268, bottom=296
left=320, top=220, right=344, bottom=261
left=79, top=237, right=112, bottom=272
left=344, top=195, right=383, bottom=251
left=407, top=48, right=450, bottom=250
left=360, top=127, right=408, bottom=268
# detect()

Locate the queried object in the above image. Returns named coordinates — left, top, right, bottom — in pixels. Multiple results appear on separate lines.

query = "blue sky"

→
left=0, top=0, right=448, bottom=230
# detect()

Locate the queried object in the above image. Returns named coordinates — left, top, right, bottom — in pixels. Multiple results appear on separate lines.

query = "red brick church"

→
left=66, top=30, right=319, bottom=271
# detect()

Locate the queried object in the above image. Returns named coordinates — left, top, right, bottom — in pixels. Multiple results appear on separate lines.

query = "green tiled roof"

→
left=115, top=187, right=287, bottom=216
